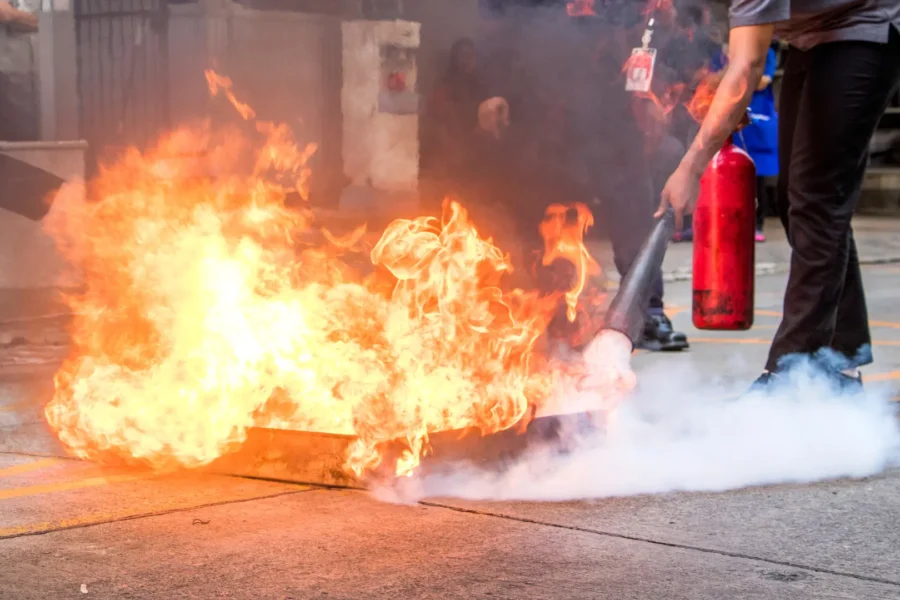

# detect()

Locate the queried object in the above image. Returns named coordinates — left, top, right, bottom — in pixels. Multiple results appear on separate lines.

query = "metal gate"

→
left=73, top=0, right=170, bottom=174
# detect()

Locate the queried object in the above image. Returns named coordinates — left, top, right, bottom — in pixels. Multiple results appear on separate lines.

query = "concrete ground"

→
left=1, top=231, right=900, bottom=599
left=662, top=215, right=900, bottom=282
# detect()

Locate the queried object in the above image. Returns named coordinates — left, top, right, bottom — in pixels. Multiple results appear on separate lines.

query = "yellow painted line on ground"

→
left=690, top=337, right=900, bottom=348
left=664, top=305, right=689, bottom=317
left=0, top=400, right=39, bottom=414
left=869, top=265, right=900, bottom=274
left=0, top=457, right=61, bottom=478
left=690, top=337, right=770, bottom=345
left=0, top=472, right=150, bottom=501
left=867, top=371, right=900, bottom=383
left=668, top=306, right=900, bottom=332
left=754, top=309, right=900, bottom=330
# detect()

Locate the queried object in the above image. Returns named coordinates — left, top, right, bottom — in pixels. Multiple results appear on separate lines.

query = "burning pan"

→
left=204, top=410, right=597, bottom=488
left=206, top=214, right=673, bottom=488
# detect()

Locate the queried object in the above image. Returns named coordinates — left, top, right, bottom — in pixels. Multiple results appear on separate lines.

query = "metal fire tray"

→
left=205, top=411, right=593, bottom=488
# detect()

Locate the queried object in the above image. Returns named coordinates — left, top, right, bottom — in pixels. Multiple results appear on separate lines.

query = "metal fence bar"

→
left=74, top=0, right=170, bottom=174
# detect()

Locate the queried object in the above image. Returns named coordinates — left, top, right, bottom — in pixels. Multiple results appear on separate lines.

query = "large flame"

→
left=43, top=74, right=579, bottom=477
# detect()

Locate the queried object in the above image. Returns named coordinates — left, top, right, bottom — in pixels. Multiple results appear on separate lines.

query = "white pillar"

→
left=37, top=0, right=79, bottom=141
left=341, top=19, right=421, bottom=213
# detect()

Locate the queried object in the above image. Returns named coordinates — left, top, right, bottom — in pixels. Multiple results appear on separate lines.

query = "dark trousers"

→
left=594, top=160, right=665, bottom=315
left=766, top=30, right=900, bottom=372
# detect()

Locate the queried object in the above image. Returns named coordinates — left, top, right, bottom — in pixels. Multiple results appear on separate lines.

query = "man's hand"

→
left=0, top=1, right=38, bottom=31
left=656, top=162, right=701, bottom=230
left=477, top=97, right=510, bottom=139
left=0, top=1, right=17, bottom=21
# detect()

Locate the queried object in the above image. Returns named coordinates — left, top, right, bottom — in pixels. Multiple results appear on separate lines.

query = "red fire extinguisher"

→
left=692, top=134, right=757, bottom=331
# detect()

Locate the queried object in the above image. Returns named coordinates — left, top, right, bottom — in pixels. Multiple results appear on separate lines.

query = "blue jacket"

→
left=735, top=48, right=779, bottom=177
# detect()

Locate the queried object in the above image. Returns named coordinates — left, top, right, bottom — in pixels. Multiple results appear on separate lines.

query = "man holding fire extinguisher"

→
left=476, top=0, right=691, bottom=353
left=657, top=0, right=900, bottom=390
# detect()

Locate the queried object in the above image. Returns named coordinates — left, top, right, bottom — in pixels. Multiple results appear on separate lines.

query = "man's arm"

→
left=656, top=25, right=775, bottom=226
left=757, top=46, right=778, bottom=90
left=681, top=25, right=775, bottom=177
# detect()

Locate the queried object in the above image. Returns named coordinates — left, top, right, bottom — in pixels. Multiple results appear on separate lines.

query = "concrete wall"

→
left=0, top=26, right=39, bottom=141
left=0, top=141, right=85, bottom=289
left=341, top=19, right=420, bottom=194
left=37, top=8, right=79, bottom=142
left=225, top=4, right=343, bottom=176
left=0, top=0, right=351, bottom=291
left=167, top=2, right=216, bottom=127
left=24, top=0, right=484, bottom=212
left=164, top=1, right=345, bottom=203
left=0, top=5, right=84, bottom=291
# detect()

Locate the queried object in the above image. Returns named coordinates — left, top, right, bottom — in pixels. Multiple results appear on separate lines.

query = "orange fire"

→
left=539, top=203, right=601, bottom=323
left=42, top=74, right=595, bottom=478
left=205, top=70, right=256, bottom=121
left=686, top=71, right=723, bottom=123
left=567, top=0, right=596, bottom=17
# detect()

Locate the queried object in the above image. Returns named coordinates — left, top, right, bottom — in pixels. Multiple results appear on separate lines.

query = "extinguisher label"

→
left=625, top=47, right=657, bottom=93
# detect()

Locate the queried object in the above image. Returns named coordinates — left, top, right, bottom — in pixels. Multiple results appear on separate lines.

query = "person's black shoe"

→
left=748, top=370, right=864, bottom=396
left=637, top=313, right=689, bottom=352
left=748, top=371, right=782, bottom=394
left=836, top=371, right=864, bottom=393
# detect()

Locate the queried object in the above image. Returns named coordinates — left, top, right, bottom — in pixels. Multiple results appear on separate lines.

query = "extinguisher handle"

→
left=735, top=108, right=753, bottom=132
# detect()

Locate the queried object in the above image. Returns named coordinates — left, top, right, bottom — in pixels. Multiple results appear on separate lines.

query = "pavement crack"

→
left=0, top=450, right=78, bottom=461
left=421, top=501, right=900, bottom=588
left=0, top=487, right=318, bottom=541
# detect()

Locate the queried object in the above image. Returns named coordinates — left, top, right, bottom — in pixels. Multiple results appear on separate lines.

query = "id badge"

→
left=625, top=47, right=657, bottom=93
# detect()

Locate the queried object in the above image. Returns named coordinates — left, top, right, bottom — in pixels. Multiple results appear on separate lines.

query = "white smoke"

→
left=380, top=336, right=900, bottom=503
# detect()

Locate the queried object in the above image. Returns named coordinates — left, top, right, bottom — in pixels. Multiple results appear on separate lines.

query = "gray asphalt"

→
left=1, top=265, right=899, bottom=599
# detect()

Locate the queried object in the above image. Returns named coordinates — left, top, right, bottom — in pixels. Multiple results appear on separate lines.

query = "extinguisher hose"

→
left=600, top=210, right=675, bottom=346
left=736, top=129, right=749, bottom=153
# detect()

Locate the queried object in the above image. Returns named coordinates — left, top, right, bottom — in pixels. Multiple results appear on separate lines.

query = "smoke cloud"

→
left=379, top=346, right=900, bottom=503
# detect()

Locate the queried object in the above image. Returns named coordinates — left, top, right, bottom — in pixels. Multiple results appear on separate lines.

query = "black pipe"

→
left=0, top=154, right=65, bottom=221
left=602, top=211, right=675, bottom=346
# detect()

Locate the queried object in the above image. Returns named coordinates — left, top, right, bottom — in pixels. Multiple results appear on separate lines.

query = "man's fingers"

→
left=658, top=187, right=683, bottom=230
left=673, top=207, right=684, bottom=232
left=654, top=194, right=669, bottom=219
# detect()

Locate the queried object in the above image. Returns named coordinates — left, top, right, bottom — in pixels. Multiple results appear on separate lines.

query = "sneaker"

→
left=836, top=371, right=864, bottom=393
left=637, top=313, right=690, bottom=352
left=748, top=370, right=863, bottom=395
left=748, top=370, right=782, bottom=394
left=755, top=230, right=766, bottom=242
